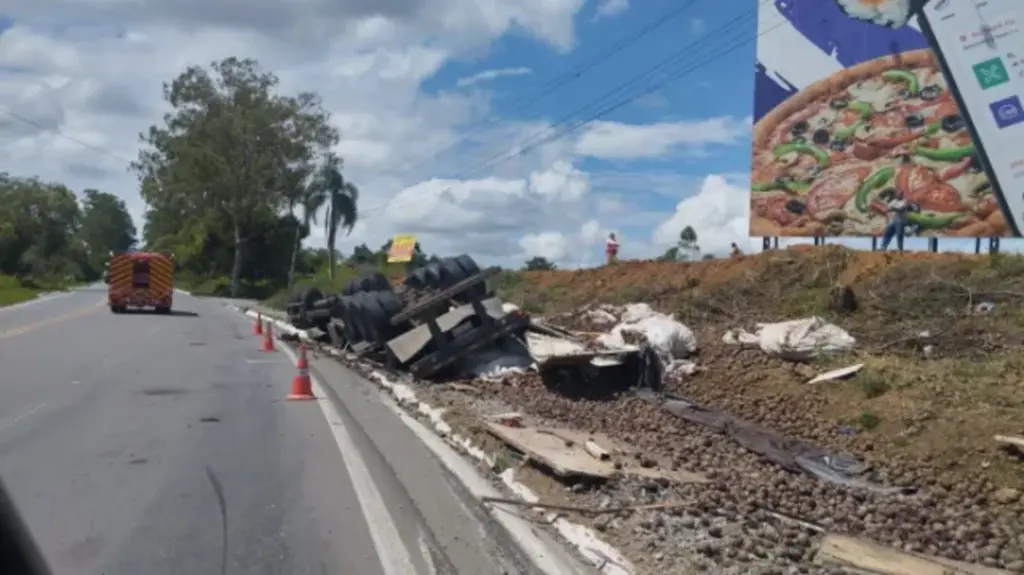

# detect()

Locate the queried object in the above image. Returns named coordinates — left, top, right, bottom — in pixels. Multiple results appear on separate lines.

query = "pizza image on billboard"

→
left=750, top=0, right=1007, bottom=238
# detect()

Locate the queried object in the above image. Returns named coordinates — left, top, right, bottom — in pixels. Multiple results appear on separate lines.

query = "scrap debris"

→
left=485, top=420, right=707, bottom=484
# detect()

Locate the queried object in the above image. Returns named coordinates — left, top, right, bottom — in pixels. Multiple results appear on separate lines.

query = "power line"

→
left=361, top=0, right=706, bottom=187
left=356, top=0, right=775, bottom=219
left=442, top=6, right=766, bottom=183
left=0, top=107, right=134, bottom=164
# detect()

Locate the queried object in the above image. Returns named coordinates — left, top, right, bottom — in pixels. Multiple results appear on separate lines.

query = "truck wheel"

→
left=155, top=306, right=171, bottom=314
left=301, top=288, right=323, bottom=314
left=454, top=254, right=487, bottom=300
left=110, top=305, right=123, bottom=314
left=360, top=271, right=390, bottom=292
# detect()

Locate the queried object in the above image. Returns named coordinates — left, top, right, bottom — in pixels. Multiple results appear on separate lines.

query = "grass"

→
left=0, top=274, right=61, bottom=307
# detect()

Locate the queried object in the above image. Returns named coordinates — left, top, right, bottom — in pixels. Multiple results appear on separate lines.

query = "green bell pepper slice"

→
left=855, top=167, right=895, bottom=213
left=773, top=142, right=831, bottom=168
left=881, top=69, right=920, bottom=94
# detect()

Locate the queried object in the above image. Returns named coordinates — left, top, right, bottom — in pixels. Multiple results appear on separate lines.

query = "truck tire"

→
left=339, top=295, right=368, bottom=344
left=155, top=306, right=171, bottom=314
left=341, top=279, right=360, bottom=295
left=439, top=257, right=465, bottom=288
left=359, top=272, right=390, bottom=292
left=454, top=254, right=487, bottom=300
left=301, top=288, right=324, bottom=313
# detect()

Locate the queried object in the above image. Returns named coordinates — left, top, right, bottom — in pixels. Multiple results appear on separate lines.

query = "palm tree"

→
left=286, top=184, right=327, bottom=288
left=318, top=153, right=358, bottom=280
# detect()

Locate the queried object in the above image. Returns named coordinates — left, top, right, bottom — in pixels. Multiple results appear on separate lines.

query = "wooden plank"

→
left=485, top=424, right=708, bottom=484
left=994, top=435, right=1024, bottom=449
left=813, top=534, right=1012, bottom=575
left=486, top=423, right=616, bottom=478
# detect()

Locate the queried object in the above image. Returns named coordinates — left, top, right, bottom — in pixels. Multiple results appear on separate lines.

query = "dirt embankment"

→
left=463, top=246, right=1024, bottom=573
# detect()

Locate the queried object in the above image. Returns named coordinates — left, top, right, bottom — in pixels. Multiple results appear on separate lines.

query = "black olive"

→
left=898, top=88, right=915, bottom=99
left=904, top=113, right=925, bottom=128
left=830, top=98, right=849, bottom=109
left=941, top=114, right=965, bottom=132
left=829, top=139, right=848, bottom=152
left=974, top=181, right=992, bottom=195
left=879, top=187, right=898, bottom=201
left=919, top=85, right=942, bottom=100
left=785, top=199, right=806, bottom=214
left=791, top=120, right=809, bottom=135
left=812, top=129, right=830, bottom=144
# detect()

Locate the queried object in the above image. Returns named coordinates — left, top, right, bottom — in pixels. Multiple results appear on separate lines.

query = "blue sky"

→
left=1, top=0, right=1021, bottom=262
left=400, top=0, right=759, bottom=258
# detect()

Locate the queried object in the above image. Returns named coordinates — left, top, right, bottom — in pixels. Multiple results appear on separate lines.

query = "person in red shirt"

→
left=605, top=232, right=619, bottom=265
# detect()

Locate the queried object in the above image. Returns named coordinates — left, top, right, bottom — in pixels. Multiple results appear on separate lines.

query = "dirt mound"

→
left=495, top=246, right=1024, bottom=492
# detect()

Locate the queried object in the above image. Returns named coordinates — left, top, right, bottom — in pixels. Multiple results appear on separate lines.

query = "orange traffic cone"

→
left=260, top=321, right=276, bottom=352
left=287, top=345, right=315, bottom=400
left=253, top=312, right=263, bottom=336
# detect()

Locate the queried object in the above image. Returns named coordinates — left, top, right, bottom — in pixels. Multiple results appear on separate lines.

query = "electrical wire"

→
left=355, top=0, right=778, bottom=218
left=360, top=0, right=706, bottom=185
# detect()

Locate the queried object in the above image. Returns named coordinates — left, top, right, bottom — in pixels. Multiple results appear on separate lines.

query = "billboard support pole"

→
left=871, top=237, right=878, bottom=252
left=975, top=238, right=982, bottom=254
left=928, top=238, right=938, bottom=253
left=762, top=237, right=770, bottom=251
left=989, top=237, right=1000, bottom=255
left=772, top=237, right=778, bottom=249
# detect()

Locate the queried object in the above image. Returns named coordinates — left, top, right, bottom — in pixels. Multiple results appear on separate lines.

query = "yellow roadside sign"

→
left=387, top=235, right=417, bottom=263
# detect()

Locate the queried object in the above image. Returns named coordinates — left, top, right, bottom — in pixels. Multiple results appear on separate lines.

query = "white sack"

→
left=756, top=317, right=855, bottom=360
left=619, top=303, right=656, bottom=323
left=612, top=314, right=697, bottom=360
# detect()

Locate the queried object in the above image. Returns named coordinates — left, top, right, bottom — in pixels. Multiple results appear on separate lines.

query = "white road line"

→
left=0, top=403, right=48, bottom=433
left=275, top=344, right=418, bottom=575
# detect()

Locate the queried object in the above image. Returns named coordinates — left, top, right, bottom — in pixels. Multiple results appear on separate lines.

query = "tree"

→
left=676, top=225, right=701, bottom=261
left=524, top=256, right=556, bottom=271
left=132, top=57, right=339, bottom=296
left=658, top=247, right=680, bottom=261
left=0, top=174, right=86, bottom=279
left=311, top=153, right=358, bottom=280
left=78, top=189, right=137, bottom=271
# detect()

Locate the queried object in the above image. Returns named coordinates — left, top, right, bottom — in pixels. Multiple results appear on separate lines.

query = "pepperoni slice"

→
left=896, top=165, right=967, bottom=212
left=806, top=166, right=871, bottom=218
left=866, top=112, right=921, bottom=147
left=753, top=194, right=803, bottom=227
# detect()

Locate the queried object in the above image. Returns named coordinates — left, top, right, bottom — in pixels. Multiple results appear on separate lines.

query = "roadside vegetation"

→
left=0, top=177, right=137, bottom=307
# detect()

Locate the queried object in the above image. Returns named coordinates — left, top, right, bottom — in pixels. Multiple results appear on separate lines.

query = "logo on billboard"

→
left=973, top=57, right=1010, bottom=89
left=386, top=235, right=418, bottom=263
left=989, top=95, right=1024, bottom=128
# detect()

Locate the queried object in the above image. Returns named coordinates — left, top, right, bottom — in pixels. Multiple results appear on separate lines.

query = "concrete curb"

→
left=228, top=305, right=633, bottom=575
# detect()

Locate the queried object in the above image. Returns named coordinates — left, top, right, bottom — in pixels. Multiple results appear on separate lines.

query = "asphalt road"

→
left=0, top=287, right=576, bottom=575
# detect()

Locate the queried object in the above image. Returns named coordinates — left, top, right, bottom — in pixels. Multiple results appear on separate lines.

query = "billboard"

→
left=386, top=234, right=418, bottom=263
left=751, top=0, right=1024, bottom=238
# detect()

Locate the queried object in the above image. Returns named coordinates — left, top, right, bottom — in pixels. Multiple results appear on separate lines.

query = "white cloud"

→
left=594, top=0, right=629, bottom=19
left=456, top=66, right=531, bottom=88
left=519, top=231, right=568, bottom=261
left=653, top=174, right=754, bottom=256
left=0, top=0, right=592, bottom=266
left=576, top=116, right=752, bottom=159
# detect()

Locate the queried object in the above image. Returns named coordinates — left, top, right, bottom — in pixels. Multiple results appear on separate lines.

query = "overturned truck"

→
left=285, top=255, right=532, bottom=380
